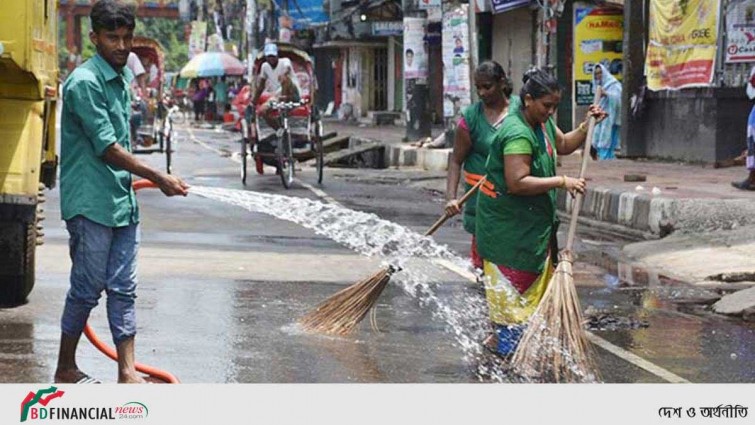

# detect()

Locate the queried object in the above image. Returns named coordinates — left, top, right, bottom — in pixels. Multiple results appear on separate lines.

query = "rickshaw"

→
left=240, top=43, right=324, bottom=188
left=131, top=36, right=174, bottom=174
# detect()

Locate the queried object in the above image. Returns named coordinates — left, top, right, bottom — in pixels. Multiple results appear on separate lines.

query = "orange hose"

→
left=82, top=178, right=180, bottom=384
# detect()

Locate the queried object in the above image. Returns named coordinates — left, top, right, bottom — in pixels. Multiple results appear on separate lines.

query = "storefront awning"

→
left=313, top=40, right=388, bottom=49
left=490, top=0, right=531, bottom=15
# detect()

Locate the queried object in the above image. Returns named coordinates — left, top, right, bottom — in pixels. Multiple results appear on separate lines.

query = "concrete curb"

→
left=557, top=188, right=677, bottom=238
left=386, top=144, right=451, bottom=171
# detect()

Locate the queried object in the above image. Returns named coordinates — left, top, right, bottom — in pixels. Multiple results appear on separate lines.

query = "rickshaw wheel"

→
left=279, top=130, right=295, bottom=189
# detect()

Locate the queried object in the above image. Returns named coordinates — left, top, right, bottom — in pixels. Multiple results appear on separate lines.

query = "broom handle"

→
left=564, top=89, right=601, bottom=252
left=424, top=177, right=487, bottom=237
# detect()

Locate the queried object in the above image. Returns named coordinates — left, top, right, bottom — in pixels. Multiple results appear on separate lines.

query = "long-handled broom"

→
left=299, top=177, right=488, bottom=336
left=509, top=95, right=602, bottom=383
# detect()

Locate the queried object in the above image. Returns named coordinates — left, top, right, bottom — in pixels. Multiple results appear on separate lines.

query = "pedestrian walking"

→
left=475, top=68, right=606, bottom=357
left=590, top=64, right=622, bottom=160
left=444, top=61, right=512, bottom=274
left=192, top=79, right=209, bottom=122
left=213, top=76, right=229, bottom=122
left=732, top=66, right=755, bottom=191
left=55, top=0, right=189, bottom=384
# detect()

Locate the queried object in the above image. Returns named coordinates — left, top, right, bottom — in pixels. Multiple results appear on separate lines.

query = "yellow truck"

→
left=0, top=0, right=58, bottom=305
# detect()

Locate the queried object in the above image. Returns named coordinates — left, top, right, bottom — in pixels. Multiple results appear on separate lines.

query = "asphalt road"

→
left=2, top=122, right=753, bottom=384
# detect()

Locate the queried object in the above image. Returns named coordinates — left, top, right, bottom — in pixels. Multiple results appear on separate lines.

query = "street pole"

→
left=403, top=0, right=431, bottom=142
left=246, top=0, right=257, bottom=83
left=622, top=0, right=647, bottom=157
left=468, top=1, right=478, bottom=104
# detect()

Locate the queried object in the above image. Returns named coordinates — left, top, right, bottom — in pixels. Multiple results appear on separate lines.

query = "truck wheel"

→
left=0, top=207, right=36, bottom=306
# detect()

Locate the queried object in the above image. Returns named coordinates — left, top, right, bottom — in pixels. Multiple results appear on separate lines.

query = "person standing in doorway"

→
left=732, top=66, right=755, bottom=191
left=444, top=61, right=512, bottom=277
left=55, top=0, right=189, bottom=384
left=590, top=64, right=622, bottom=160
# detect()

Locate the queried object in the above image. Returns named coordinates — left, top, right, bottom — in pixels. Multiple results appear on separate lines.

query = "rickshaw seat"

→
left=255, top=94, right=311, bottom=118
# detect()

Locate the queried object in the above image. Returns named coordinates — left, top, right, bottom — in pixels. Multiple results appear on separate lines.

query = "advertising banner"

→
left=573, top=6, right=624, bottom=105
left=442, top=5, right=472, bottom=118
left=288, top=0, right=330, bottom=30
left=188, top=20, right=207, bottom=59
left=645, top=0, right=721, bottom=90
left=726, top=0, right=755, bottom=63
left=403, top=17, right=428, bottom=80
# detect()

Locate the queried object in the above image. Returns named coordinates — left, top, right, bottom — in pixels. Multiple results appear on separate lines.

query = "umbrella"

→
left=179, top=52, right=245, bottom=78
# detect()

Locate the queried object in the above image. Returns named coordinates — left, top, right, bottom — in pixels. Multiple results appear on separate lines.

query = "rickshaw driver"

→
left=252, top=42, right=301, bottom=130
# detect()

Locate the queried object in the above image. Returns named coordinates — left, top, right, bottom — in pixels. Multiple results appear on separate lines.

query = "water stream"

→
left=191, top=185, right=585, bottom=382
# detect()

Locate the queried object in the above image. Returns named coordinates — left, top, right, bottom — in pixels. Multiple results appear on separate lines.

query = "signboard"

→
left=645, top=0, right=721, bottom=90
left=573, top=6, right=624, bottom=105
left=403, top=17, right=428, bottom=80
left=372, top=21, right=403, bottom=36
left=442, top=5, right=471, bottom=118
left=490, top=0, right=530, bottom=15
left=188, top=20, right=207, bottom=59
left=726, top=0, right=755, bottom=63
left=287, top=0, right=329, bottom=30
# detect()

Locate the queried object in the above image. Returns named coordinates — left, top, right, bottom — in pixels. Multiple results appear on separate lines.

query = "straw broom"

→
left=509, top=93, right=602, bottom=383
left=299, top=177, right=488, bottom=336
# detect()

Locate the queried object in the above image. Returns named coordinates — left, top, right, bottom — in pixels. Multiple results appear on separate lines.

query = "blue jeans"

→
left=61, top=215, right=140, bottom=346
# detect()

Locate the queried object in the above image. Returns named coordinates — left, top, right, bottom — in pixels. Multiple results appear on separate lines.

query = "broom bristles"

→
left=299, top=266, right=395, bottom=335
left=510, top=256, right=600, bottom=382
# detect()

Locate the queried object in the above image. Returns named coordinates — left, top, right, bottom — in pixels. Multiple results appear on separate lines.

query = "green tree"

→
left=74, top=17, right=188, bottom=73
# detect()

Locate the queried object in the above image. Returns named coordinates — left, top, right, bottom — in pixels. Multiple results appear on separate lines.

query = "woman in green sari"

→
left=444, top=61, right=513, bottom=274
left=475, top=68, right=606, bottom=357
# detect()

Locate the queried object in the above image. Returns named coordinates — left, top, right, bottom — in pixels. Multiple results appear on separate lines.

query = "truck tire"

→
left=0, top=205, right=36, bottom=306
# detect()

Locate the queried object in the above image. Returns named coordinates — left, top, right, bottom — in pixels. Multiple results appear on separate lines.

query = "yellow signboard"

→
left=645, top=0, right=721, bottom=90
left=573, top=6, right=624, bottom=105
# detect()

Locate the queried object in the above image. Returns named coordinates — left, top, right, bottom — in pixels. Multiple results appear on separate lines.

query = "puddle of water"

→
left=191, top=185, right=598, bottom=382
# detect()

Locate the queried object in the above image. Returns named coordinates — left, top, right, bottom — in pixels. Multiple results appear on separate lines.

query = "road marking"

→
left=187, top=127, right=228, bottom=157
left=297, top=179, right=340, bottom=205
left=190, top=125, right=690, bottom=383
left=585, top=333, right=690, bottom=383
left=431, top=259, right=478, bottom=281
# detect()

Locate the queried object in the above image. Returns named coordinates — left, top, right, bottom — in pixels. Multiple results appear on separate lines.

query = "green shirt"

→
left=60, top=53, right=139, bottom=227
left=213, top=81, right=228, bottom=103
left=458, top=96, right=518, bottom=234
left=459, top=101, right=497, bottom=233
left=475, top=105, right=559, bottom=273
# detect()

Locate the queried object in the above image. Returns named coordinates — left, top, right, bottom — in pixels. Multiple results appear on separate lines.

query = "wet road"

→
left=2, top=123, right=753, bottom=384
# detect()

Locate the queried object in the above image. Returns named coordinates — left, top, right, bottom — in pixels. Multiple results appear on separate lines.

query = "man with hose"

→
left=55, top=0, right=188, bottom=384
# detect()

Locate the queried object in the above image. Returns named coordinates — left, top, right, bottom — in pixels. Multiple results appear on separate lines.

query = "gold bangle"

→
left=560, top=175, right=567, bottom=188
left=578, top=122, right=588, bottom=134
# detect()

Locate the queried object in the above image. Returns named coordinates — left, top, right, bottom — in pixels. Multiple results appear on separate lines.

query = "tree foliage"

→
left=60, top=16, right=189, bottom=73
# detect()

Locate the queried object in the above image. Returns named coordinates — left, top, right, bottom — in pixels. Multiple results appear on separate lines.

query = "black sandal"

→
left=731, top=180, right=755, bottom=191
